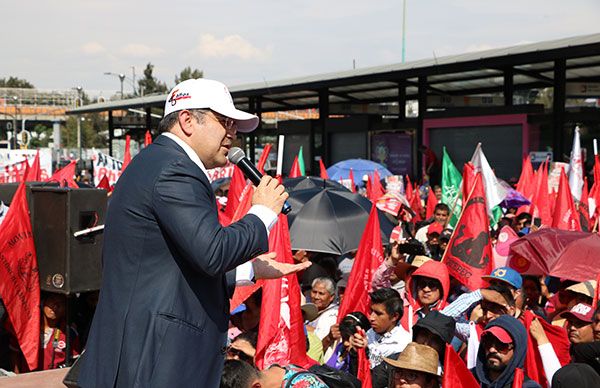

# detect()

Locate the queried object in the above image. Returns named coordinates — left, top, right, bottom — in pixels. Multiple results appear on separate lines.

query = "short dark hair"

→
left=220, top=360, right=258, bottom=388
left=233, top=331, right=258, bottom=349
left=339, top=312, right=370, bottom=340
left=434, top=203, right=449, bottom=214
left=370, top=288, right=404, bottom=318
left=516, top=212, right=532, bottom=223
left=157, top=109, right=208, bottom=133
left=486, top=283, right=516, bottom=307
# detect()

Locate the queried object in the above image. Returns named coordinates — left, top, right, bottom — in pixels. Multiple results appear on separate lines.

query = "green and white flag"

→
left=470, top=143, right=508, bottom=226
left=441, top=147, right=462, bottom=227
left=298, top=146, right=306, bottom=176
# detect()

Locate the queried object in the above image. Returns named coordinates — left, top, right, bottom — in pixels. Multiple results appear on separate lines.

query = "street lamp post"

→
left=104, top=72, right=127, bottom=99
left=75, top=86, right=83, bottom=158
left=12, top=96, right=18, bottom=149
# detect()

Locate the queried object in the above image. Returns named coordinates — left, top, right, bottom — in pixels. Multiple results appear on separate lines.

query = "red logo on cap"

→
left=168, top=89, right=191, bottom=106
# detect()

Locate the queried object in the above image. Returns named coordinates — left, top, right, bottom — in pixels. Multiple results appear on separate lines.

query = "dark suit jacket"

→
left=78, top=136, right=268, bottom=387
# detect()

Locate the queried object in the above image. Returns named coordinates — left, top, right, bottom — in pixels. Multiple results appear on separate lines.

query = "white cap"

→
left=163, top=78, right=259, bottom=133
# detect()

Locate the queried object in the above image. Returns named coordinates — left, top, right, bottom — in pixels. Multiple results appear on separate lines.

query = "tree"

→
left=0, top=77, right=34, bottom=88
left=61, top=114, right=108, bottom=149
left=137, top=63, right=168, bottom=95
left=174, top=66, right=203, bottom=84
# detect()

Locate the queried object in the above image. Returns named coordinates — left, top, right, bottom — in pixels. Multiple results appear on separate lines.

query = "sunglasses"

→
left=392, top=369, right=421, bottom=383
left=417, top=278, right=441, bottom=290
left=482, top=337, right=514, bottom=353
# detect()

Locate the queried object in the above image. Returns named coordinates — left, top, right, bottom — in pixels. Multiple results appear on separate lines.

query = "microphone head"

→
left=228, top=147, right=246, bottom=164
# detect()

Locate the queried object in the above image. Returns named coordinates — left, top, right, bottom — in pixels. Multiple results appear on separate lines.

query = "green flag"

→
left=441, top=147, right=462, bottom=227
left=298, top=146, right=306, bottom=176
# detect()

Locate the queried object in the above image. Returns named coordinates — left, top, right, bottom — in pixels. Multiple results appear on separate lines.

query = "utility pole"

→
left=131, top=66, right=136, bottom=96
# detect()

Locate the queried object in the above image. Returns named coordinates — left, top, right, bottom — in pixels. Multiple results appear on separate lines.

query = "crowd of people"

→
left=219, top=182, right=600, bottom=387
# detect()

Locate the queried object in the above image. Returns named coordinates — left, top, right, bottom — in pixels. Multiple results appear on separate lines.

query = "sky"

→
left=1, top=0, right=599, bottom=98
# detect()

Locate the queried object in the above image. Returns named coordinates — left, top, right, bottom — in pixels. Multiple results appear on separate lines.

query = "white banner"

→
left=206, top=162, right=235, bottom=182
left=0, top=149, right=53, bottom=183
left=92, top=150, right=123, bottom=187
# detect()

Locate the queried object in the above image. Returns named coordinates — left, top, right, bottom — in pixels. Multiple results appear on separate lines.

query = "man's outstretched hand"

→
left=253, top=252, right=312, bottom=279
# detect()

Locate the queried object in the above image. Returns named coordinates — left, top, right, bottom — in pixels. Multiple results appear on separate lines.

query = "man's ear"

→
left=177, top=110, right=194, bottom=136
left=251, top=380, right=261, bottom=388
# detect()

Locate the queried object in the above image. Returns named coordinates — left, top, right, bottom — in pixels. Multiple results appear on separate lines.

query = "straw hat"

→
left=566, top=280, right=597, bottom=299
left=383, top=342, right=441, bottom=377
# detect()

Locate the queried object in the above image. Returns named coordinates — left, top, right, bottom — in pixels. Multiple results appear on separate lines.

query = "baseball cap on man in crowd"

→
left=164, top=79, right=259, bottom=132
left=481, top=267, right=523, bottom=290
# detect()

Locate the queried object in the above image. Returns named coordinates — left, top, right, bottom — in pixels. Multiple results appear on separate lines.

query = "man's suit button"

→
left=221, top=346, right=227, bottom=355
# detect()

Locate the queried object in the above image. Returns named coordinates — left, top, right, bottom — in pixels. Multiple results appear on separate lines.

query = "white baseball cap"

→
left=163, top=78, right=259, bottom=133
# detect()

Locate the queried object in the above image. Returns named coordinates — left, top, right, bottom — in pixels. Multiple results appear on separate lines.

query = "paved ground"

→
left=0, top=368, right=70, bottom=387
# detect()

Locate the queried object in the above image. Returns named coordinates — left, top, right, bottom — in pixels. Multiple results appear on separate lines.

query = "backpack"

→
left=285, top=364, right=362, bottom=388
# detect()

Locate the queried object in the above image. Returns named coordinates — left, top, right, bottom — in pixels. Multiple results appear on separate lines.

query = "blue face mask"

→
left=520, top=227, right=530, bottom=234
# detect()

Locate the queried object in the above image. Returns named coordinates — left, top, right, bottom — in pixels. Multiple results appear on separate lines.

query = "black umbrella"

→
left=283, top=176, right=349, bottom=193
left=287, top=187, right=395, bottom=255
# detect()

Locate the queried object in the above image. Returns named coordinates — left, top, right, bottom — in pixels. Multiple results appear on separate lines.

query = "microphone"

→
left=228, top=147, right=291, bottom=215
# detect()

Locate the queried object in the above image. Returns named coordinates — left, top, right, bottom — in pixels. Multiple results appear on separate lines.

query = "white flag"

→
left=568, top=126, right=584, bottom=201
left=470, top=143, right=508, bottom=215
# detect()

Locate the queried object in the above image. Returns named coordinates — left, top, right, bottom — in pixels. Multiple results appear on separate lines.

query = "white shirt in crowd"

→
left=366, top=324, right=411, bottom=368
left=309, top=303, right=339, bottom=340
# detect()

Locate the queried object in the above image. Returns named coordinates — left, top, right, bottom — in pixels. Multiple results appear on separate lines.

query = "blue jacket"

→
left=78, top=135, right=268, bottom=387
left=474, top=315, right=541, bottom=388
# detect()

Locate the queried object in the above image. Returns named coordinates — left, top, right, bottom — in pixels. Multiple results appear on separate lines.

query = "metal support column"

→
left=145, top=106, right=152, bottom=134
left=503, top=67, right=514, bottom=107
left=416, top=76, right=427, bottom=179
left=318, top=89, right=329, bottom=168
left=552, top=59, right=566, bottom=161
left=397, top=80, right=406, bottom=121
left=108, top=110, right=114, bottom=156
left=248, top=97, right=256, bottom=163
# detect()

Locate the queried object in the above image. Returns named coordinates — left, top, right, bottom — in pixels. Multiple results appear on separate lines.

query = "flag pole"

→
left=276, top=135, right=285, bottom=176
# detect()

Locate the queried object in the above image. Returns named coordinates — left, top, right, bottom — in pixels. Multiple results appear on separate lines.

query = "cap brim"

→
left=482, top=326, right=513, bottom=344
left=212, top=107, right=259, bottom=133
left=560, top=311, right=592, bottom=323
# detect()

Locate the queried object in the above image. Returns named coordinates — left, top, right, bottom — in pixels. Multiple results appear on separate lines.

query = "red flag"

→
left=96, top=175, right=111, bottom=191
left=594, top=155, right=600, bottom=186
left=410, top=183, right=424, bottom=222
left=121, top=135, right=132, bottom=171
left=405, top=175, right=414, bottom=203
left=230, top=281, right=263, bottom=314
left=512, top=367, right=524, bottom=388
left=357, top=348, right=372, bottom=388
left=0, top=182, right=40, bottom=370
left=337, top=205, right=384, bottom=319
left=552, top=168, right=581, bottom=231
left=257, top=144, right=272, bottom=174
left=223, top=166, right=247, bottom=222
left=289, top=156, right=302, bottom=178
left=531, top=160, right=552, bottom=226
left=522, top=310, right=571, bottom=387
left=426, top=186, right=438, bottom=219
left=319, top=159, right=329, bottom=179
left=230, top=183, right=254, bottom=224
left=348, top=169, right=356, bottom=193
left=255, top=215, right=310, bottom=369
left=47, top=160, right=78, bottom=188
left=24, top=151, right=41, bottom=182
left=144, top=130, right=152, bottom=147
left=372, top=170, right=385, bottom=200
left=579, top=178, right=591, bottom=231
left=592, top=272, right=600, bottom=310
left=442, top=173, right=494, bottom=290
left=366, top=175, right=374, bottom=201
left=442, top=343, right=479, bottom=388
left=516, top=156, right=535, bottom=199
left=462, top=162, right=476, bottom=202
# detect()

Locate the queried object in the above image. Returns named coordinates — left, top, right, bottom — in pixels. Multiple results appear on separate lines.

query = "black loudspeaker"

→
left=31, top=187, right=107, bottom=294
left=62, top=352, right=83, bottom=388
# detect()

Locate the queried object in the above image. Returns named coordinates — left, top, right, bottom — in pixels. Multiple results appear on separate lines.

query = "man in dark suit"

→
left=79, top=79, right=306, bottom=387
